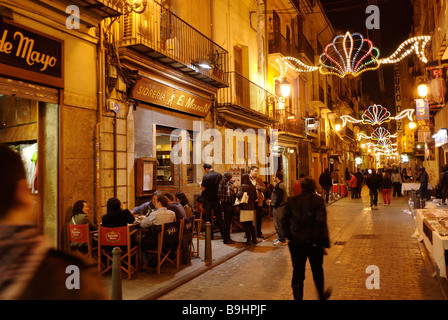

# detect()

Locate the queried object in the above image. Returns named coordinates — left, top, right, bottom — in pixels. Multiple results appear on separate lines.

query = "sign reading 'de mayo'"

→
left=130, top=77, right=212, bottom=117
left=0, top=19, right=63, bottom=83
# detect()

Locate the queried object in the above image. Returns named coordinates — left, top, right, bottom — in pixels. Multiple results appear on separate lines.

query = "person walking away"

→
left=391, top=169, right=403, bottom=198
left=0, top=144, right=107, bottom=299
left=366, top=170, right=381, bottom=209
left=418, top=167, right=430, bottom=201
left=218, top=172, right=236, bottom=244
left=318, top=169, right=332, bottom=204
left=271, top=172, right=288, bottom=246
left=236, top=174, right=257, bottom=245
left=355, top=169, right=363, bottom=198
left=200, top=164, right=224, bottom=240
left=382, top=170, right=393, bottom=206
left=348, top=172, right=358, bottom=199
left=281, top=177, right=331, bottom=300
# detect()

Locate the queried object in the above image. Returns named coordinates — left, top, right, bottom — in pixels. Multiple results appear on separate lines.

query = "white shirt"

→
left=139, top=207, right=176, bottom=228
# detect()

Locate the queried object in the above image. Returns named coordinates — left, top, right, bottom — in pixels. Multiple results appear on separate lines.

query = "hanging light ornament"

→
left=357, top=127, right=397, bottom=141
left=341, top=104, right=414, bottom=127
left=276, top=33, right=431, bottom=78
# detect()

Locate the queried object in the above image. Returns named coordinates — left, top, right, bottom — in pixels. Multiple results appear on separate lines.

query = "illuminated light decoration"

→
left=275, top=33, right=431, bottom=78
left=341, top=105, right=415, bottom=127
left=379, top=36, right=431, bottom=64
left=357, top=127, right=397, bottom=141
left=319, top=32, right=380, bottom=78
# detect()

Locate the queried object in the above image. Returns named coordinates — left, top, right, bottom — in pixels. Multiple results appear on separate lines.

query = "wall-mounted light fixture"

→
left=279, top=78, right=291, bottom=98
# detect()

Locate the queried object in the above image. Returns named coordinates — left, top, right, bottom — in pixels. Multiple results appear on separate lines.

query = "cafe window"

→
left=156, top=126, right=195, bottom=185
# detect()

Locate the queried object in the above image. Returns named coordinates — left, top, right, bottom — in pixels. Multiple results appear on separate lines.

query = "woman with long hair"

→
left=236, top=173, right=257, bottom=245
left=102, top=198, right=135, bottom=227
left=175, top=192, right=193, bottom=217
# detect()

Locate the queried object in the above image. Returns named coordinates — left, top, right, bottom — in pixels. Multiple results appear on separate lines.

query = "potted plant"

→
left=208, top=50, right=223, bottom=79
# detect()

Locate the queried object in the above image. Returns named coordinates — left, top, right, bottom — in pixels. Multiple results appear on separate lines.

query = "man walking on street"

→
left=271, top=172, right=288, bottom=246
left=366, top=170, right=382, bottom=209
left=201, top=164, right=224, bottom=240
left=281, top=177, right=332, bottom=300
left=418, top=167, right=430, bottom=201
left=319, top=169, right=332, bottom=204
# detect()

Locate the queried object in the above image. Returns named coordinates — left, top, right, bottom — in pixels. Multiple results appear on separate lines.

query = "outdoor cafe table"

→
left=402, top=182, right=432, bottom=193
left=415, top=208, right=448, bottom=279
left=332, top=184, right=348, bottom=197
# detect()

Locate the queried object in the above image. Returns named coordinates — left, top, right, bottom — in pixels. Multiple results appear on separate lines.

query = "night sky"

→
left=320, top=0, right=414, bottom=112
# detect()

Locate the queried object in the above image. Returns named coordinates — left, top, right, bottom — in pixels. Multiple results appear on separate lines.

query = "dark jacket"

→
left=168, top=202, right=187, bottom=221
left=236, top=183, right=257, bottom=211
left=281, top=193, right=330, bottom=248
left=382, top=173, right=393, bottom=189
left=366, top=174, right=382, bottom=191
left=101, top=209, right=135, bottom=228
left=319, top=172, right=332, bottom=189
left=201, top=170, right=222, bottom=202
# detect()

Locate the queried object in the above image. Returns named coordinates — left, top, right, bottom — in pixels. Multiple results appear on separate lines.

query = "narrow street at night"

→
left=157, top=189, right=447, bottom=300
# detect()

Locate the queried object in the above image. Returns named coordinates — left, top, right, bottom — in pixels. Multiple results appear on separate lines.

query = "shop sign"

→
left=130, top=77, right=212, bottom=117
left=394, top=64, right=403, bottom=133
left=432, top=129, right=448, bottom=147
left=415, top=99, right=429, bottom=120
left=0, top=19, right=63, bottom=87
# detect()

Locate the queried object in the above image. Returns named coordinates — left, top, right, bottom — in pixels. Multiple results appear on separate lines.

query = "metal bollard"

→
left=111, top=247, right=122, bottom=300
left=204, top=221, right=212, bottom=265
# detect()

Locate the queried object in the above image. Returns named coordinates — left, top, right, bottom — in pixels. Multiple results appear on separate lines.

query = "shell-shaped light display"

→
left=371, top=127, right=391, bottom=141
left=319, top=32, right=380, bottom=78
left=362, top=105, right=391, bottom=126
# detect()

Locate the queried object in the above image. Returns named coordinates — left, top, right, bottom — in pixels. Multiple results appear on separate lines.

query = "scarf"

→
left=0, top=224, right=51, bottom=300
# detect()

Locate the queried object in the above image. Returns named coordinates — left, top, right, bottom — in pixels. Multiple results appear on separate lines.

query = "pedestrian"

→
left=348, top=172, right=358, bottom=199
left=249, top=166, right=266, bottom=238
left=366, top=170, right=382, bottom=209
left=391, top=169, right=403, bottom=197
left=382, top=170, right=393, bottom=206
left=355, top=169, right=363, bottom=198
left=440, top=165, right=448, bottom=205
left=294, top=174, right=306, bottom=196
left=318, top=169, right=332, bottom=204
left=281, top=177, right=331, bottom=300
left=0, top=144, right=107, bottom=299
left=236, top=173, right=257, bottom=245
left=217, top=172, right=236, bottom=244
left=271, top=172, right=288, bottom=246
left=418, top=167, right=430, bottom=201
left=200, top=163, right=224, bottom=240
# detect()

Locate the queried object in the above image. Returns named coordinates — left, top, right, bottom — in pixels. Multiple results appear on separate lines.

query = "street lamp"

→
left=409, top=121, right=417, bottom=130
left=417, top=83, right=428, bottom=98
left=279, top=78, right=291, bottom=98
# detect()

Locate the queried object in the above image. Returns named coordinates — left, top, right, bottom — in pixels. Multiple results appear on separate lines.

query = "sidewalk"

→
left=101, top=216, right=277, bottom=300
left=101, top=194, right=344, bottom=300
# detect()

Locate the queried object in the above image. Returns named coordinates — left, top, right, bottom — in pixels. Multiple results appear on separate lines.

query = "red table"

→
left=332, top=184, right=348, bottom=197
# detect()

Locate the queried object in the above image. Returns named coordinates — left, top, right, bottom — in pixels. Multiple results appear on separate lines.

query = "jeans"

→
left=369, top=189, right=378, bottom=206
left=323, top=187, right=331, bottom=203
left=392, top=182, right=402, bottom=197
left=382, top=188, right=392, bottom=205
left=220, top=202, right=234, bottom=241
left=288, top=242, right=325, bottom=300
left=273, top=205, right=287, bottom=242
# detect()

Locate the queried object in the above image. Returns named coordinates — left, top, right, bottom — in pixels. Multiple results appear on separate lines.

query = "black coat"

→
left=319, top=172, right=332, bottom=189
left=366, top=174, right=382, bottom=191
left=281, top=193, right=330, bottom=248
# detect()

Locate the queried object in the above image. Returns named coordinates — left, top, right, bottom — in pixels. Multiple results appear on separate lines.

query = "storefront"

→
left=0, top=17, right=62, bottom=244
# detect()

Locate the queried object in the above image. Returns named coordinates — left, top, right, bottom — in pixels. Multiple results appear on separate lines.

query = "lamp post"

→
left=279, top=78, right=291, bottom=98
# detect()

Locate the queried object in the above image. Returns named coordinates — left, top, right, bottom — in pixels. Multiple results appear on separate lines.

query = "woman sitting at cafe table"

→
left=102, top=198, right=135, bottom=228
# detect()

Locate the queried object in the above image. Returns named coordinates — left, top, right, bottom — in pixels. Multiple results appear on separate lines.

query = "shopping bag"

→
left=239, top=210, right=254, bottom=222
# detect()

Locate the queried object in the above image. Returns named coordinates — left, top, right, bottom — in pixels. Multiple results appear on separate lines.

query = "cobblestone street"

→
left=158, top=188, right=447, bottom=300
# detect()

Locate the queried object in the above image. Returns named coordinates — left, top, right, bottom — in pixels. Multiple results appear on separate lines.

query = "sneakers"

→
left=273, top=239, right=287, bottom=246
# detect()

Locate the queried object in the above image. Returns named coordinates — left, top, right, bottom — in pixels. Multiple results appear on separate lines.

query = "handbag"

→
left=239, top=210, right=254, bottom=222
left=233, top=191, right=248, bottom=206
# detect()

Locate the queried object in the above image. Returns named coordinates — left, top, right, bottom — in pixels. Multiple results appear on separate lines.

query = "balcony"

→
left=340, top=126, right=354, bottom=140
left=73, top=0, right=123, bottom=18
left=319, top=131, right=326, bottom=147
left=269, top=32, right=314, bottom=63
left=273, top=110, right=306, bottom=138
left=117, top=1, right=228, bottom=88
left=305, top=118, right=319, bottom=139
left=216, top=72, right=277, bottom=126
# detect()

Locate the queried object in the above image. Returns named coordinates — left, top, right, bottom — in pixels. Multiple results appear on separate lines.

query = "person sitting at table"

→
left=102, top=198, right=135, bottom=228
left=139, top=195, right=176, bottom=228
left=69, top=200, right=98, bottom=252
left=131, top=191, right=162, bottom=216
left=175, top=192, right=193, bottom=217
left=164, top=192, right=186, bottom=221
left=139, top=195, right=176, bottom=253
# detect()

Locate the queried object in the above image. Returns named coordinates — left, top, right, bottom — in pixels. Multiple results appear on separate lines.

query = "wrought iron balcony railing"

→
left=117, top=0, right=228, bottom=88
left=74, top=0, right=123, bottom=18
left=269, top=31, right=314, bottom=63
left=216, top=71, right=276, bottom=118
left=273, top=109, right=306, bottom=137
